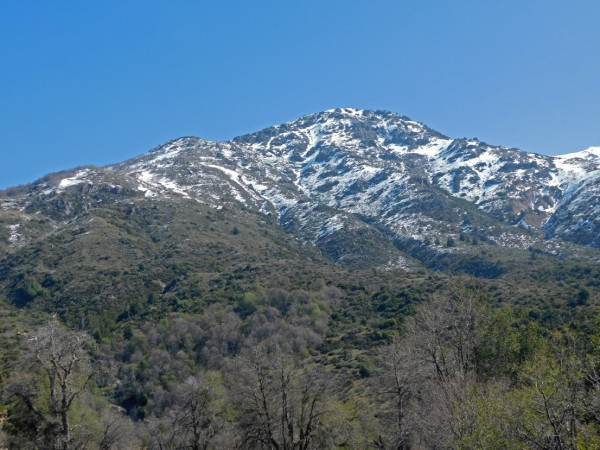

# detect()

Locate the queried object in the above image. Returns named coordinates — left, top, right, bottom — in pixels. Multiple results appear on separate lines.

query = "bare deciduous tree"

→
left=144, top=372, right=232, bottom=450
left=97, top=406, right=136, bottom=450
left=375, top=287, right=489, bottom=449
left=233, top=345, right=329, bottom=450
left=375, top=334, right=421, bottom=450
left=173, top=374, right=227, bottom=450
left=4, top=319, right=96, bottom=450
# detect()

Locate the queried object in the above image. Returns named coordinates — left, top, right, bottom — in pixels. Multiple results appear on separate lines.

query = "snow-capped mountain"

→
left=2, top=108, right=599, bottom=269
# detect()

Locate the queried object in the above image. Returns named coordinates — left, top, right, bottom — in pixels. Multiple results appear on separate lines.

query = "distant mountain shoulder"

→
left=1, top=108, right=599, bottom=273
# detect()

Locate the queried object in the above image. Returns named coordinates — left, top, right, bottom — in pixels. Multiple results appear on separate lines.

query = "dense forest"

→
left=2, top=280, right=600, bottom=449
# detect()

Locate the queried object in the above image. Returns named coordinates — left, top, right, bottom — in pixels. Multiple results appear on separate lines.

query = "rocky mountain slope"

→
left=3, top=109, right=600, bottom=450
left=1, top=108, right=599, bottom=275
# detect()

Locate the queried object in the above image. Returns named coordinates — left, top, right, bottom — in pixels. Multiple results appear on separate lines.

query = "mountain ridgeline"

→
left=1, top=107, right=600, bottom=323
left=2, top=109, right=600, bottom=449
left=2, top=108, right=600, bottom=269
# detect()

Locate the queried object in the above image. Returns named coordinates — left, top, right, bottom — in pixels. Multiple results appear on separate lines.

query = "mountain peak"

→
left=232, top=108, right=447, bottom=153
left=4, top=108, right=600, bottom=266
left=556, top=146, right=600, bottom=161
left=300, top=107, right=421, bottom=128
left=323, top=107, right=366, bottom=116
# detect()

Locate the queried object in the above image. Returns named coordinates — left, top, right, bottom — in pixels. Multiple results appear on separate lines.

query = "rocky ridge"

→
left=2, top=108, right=599, bottom=270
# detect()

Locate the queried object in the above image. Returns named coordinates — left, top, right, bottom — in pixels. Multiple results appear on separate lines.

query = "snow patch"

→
left=135, top=170, right=190, bottom=198
left=150, top=146, right=182, bottom=163
left=58, top=169, right=92, bottom=190
left=8, top=224, right=20, bottom=245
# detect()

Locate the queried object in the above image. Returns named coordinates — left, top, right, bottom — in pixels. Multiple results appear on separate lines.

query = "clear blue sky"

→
left=1, top=1, right=599, bottom=189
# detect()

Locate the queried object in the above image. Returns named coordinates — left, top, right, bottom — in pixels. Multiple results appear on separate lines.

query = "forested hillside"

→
left=1, top=109, right=600, bottom=448
left=3, top=284, right=600, bottom=449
